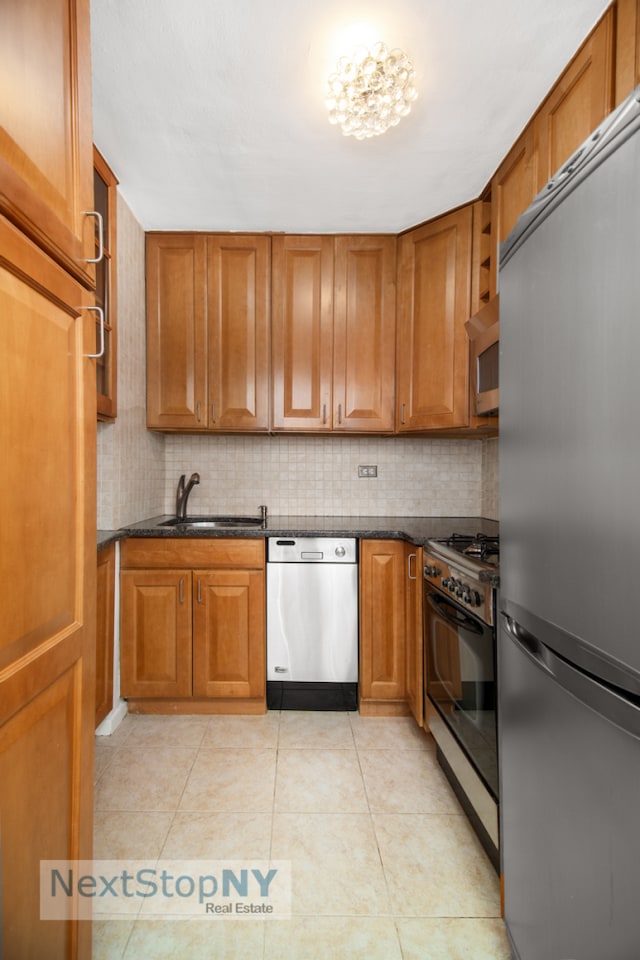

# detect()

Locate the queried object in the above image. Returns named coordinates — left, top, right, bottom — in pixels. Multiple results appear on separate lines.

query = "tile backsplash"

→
left=97, top=194, right=499, bottom=529
left=163, top=434, right=488, bottom=518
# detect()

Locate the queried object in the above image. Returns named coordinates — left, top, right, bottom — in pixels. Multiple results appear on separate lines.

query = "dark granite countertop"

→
left=98, top=514, right=498, bottom=550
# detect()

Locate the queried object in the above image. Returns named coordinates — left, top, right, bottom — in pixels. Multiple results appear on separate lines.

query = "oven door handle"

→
left=427, top=592, right=484, bottom=635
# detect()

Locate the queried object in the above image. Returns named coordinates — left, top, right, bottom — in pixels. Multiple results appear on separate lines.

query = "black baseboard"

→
left=267, top=681, right=358, bottom=712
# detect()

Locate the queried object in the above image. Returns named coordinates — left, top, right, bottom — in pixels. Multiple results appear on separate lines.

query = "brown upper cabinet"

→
left=271, top=235, right=334, bottom=431
left=207, top=235, right=270, bottom=431
left=0, top=0, right=95, bottom=289
left=146, top=233, right=270, bottom=431
left=491, top=128, right=536, bottom=247
left=94, top=147, right=118, bottom=421
left=396, top=206, right=473, bottom=432
left=491, top=9, right=615, bottom=250
left=533, top=9, right=615, bottom=192
left=271, top=234, right=396, bottom=432
left=615, top=0, right=640, bottom=103
left=334, top=235, right=397, bottom=432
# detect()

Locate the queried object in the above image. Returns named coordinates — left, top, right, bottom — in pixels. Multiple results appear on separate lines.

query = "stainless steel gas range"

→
left=423, top=532, right=500, bottom=871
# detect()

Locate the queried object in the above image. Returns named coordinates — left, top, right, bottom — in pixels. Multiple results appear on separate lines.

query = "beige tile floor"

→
left=93, top=712, right=511, bottom=959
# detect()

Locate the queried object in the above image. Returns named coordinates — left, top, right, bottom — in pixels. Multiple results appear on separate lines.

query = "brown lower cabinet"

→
left=96, top=543, right=116, bottom=726
left=359, top=539, right=425, bottom=722
left=120, top=539, right=266, bottom=713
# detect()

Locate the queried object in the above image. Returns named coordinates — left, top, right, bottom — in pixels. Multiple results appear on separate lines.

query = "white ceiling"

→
left=90, top=0, right=611, bottom=234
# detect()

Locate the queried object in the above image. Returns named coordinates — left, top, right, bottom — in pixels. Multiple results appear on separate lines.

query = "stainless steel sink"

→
left=160, top=516, right=265, bottom=529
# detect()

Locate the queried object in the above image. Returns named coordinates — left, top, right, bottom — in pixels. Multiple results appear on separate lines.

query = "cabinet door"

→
left=120, top=570, right=193, bottom=697
left=491, top=128, right=535, bottom=247
left=534, top=10, right=614, bottom=191
left=359, top=540, right=407, bottom=712
left=94, top=147, right=118, bottom=421
left=333, top=235, right=396, bottom=432
left=146, top=233, right=207, bottom=429
left=396, top=207, right=472, bottom=431
left=405, top=545, right=424, bottom=727
left=192, top=569, right=265, bottom=699
left=0, top=0, right=94, bottom=287
left=615, top=0, right=640, bottom=104
left=271, top=235, right=334, bottom=430
left=207, top=235, right=270, bottom=430
left=96, top=544, right=116, bottom=727
left=0, top=216, right=95, bottom=959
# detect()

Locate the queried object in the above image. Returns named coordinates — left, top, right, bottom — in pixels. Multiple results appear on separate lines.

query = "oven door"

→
left=424, top=583, right=498, bottom=799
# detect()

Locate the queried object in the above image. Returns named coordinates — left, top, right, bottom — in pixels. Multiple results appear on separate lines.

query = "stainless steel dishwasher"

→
left=266, top=537, right=358, bottom=710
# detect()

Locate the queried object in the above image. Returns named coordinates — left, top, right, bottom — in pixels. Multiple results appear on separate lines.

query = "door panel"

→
left=534, top=10, right=614, bottom=191
left=120, top=570, right=193, bottom=697
left=334, top=236, right=396, bottom=432
left=0, top=215, right=94, bottom=958
left=0, top=0, right=94, bottom=286
left=397, top=207, right=472, bottom=430
left=193, top=570, right=265, bottom=699
left=271, top=235, right=333, bottom=430
left=207, top=235, right=270, bottom=430
left=146, top=234, right=207, bottom=428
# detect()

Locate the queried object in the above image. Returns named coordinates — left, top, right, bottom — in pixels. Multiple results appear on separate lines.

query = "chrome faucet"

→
left=176, top=472, right=200, bottom=519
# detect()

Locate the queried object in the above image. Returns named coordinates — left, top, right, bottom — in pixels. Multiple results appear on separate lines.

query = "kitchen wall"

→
left=97, top=194, right=164, bottom=529
left=481, top=437, right=499, bottom=520
left=97, top=196, right=499, bottom=528
left=163, top=434, right=490, bottom=518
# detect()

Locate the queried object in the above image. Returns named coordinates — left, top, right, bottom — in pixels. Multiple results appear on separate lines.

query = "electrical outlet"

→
left=358, top=465, right=378, bottom=478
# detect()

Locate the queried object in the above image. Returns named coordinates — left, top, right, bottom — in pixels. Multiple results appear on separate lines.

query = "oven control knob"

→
left=448, top=578, right=457, bottom=593
left=424, top=564, right=442, bottom=578
left=456, top=583, right=465, bottom=598
left=473, top=591, right=482, bottom=607
left=463, top=589, right=472, bottom=604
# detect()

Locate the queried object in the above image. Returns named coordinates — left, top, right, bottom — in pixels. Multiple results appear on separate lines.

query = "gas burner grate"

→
left=439, top=533, right=500, bottom=564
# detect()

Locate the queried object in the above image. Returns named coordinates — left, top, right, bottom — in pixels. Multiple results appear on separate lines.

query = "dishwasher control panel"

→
left=267, top=537, right=358, bottom=563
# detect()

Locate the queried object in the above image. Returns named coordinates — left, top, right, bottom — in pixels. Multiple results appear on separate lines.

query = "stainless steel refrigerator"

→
left=498, top=85, right=640, bottom=960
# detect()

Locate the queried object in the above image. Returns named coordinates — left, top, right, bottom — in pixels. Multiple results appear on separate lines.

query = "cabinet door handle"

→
left=196, top=400, right=201, bottom=423
left=179, top=578, right=184, bottom=604
left=197, top=579, right=202, bottom=604
left=322, top=403, right=327, bottom=425
left=337, top=403, right=342, bottom=425
left=81, top=306, right=105, bottom=358
left=83, top=210, right=104, bottom=264
left=211, top=403, right=216, bottom=423
left=401, top=402, right=406, bottom=425
left=408, top=553, right=417, bottom=581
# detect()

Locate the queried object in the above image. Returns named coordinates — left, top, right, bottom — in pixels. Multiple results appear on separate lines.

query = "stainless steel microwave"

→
left=465, top=295, right=499, bottom=416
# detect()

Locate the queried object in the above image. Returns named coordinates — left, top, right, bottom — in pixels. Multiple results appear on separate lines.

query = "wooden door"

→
left=396, top=207, right=472, bottom=431
left=207, top=235, right=270, bottom=430
left=405, top=545, right=424, bottom=727
left=96, top=544, right=116, bottom=727
left=534, top=10, right=614, bottom=191
left=615, top=0, right=640, bottom=104
left=146, top=233, right=207, bottom=429
left=333, top=235, right=396, bottom=432
left=120, top=570, right=193, bottom=698
left=271, top=235, right=334, bottom=430
left=0, top=216, right=95, bottom=958
left=192, top=569, right=266, bottom=700
left=0, top=0, right=94, bottom=287
left=491, top=128, right=535, bottom=246
left=359, top=540, right=407, bottom=713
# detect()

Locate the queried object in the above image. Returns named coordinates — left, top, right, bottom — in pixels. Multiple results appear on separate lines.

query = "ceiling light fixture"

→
left=325, top=42, right=417, bottom=140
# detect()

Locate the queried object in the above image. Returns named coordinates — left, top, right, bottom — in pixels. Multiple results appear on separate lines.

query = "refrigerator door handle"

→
left=502, top=613, right=640, bottom=740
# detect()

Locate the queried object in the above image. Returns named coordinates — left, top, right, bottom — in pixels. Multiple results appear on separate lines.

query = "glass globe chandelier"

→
left=325, top=42, right=418, bottom=140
